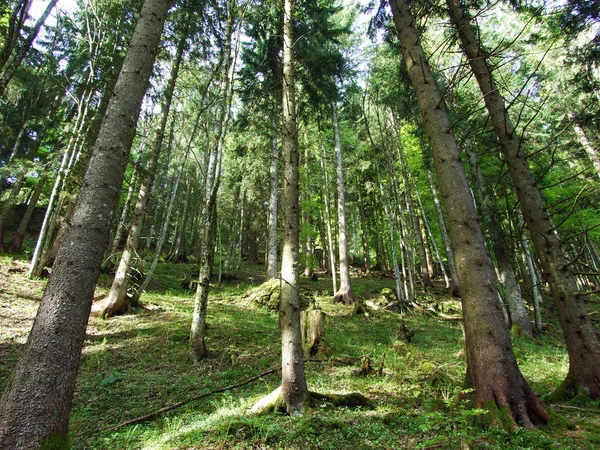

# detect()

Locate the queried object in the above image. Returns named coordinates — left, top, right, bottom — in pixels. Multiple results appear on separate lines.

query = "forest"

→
left=1, top=0, right=600, bottom=448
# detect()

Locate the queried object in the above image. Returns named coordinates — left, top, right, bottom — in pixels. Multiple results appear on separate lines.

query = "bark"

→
left=465, top=142, right=533, bottom=338
left=279, top=0, right=307, bottom=416
left=390, top=0, right=547, bottom=426
left=100, top=31, right=184, bottom=317
left=426, top=163, right=460, bottom=296
left=0, top=0, right=169, bottom=447
left=332, top=102, right=355, bottom=305
left=267, top=114, right=280, bottom=279
left=8, top=175, right=47, bottom=252
left=447, top=0, right=600, bottom=399
left=356, top=173, right=371, bottom=274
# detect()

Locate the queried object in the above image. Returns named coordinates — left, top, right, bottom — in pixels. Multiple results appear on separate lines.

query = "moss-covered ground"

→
left=1, top=254, right=599, bottom=449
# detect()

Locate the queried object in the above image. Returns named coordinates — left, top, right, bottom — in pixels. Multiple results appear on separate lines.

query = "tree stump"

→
left=301, top=308, right=326, bottom=356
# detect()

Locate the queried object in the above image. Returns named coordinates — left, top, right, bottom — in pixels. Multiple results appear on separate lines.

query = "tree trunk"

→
left=0, top=171, right=26, bottom=251
left=571, top=116, right=600, bottom=179
left=190, top=0, right=237, bottom=361
left=390, top=0, right=547, bottom=426
left=447, top=0, right=600, bottom=399
left=356, top=173, right=371, bottom=274
left=318, top=130, right=337, bottom=294
left=465, top=141, right=533, bottom=338
left=425, top=163, right=460, bottom=296
left=104, top=160, right=139, bottom=269
left=0, top=0, right=169, bottom=446
left=0, top=0, right=32, bottom=75
left=100, top=30, right=184, bottom=317
left=377, top=168, right=406, bottom=310
left=392, top=117, right=433, bottom=288
left=8, top=175, right=47, bottom=252
left=414, top=179, right=450, bottom=290
left=279, top=0, right=307, bottom=416
left=0, top=0, right=58, bottom=96
left=332, top=102, right=355, bottom=304
left=266, top=114, right=279, bottom=280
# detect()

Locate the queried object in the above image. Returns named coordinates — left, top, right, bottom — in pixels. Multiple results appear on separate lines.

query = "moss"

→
left=546, top=372, right=592, bottom=404
left=40, top=433, right=70, bottom=450
left=511, top=323, right=525, bottom=338
left=479, top=402, right=518, bottom=430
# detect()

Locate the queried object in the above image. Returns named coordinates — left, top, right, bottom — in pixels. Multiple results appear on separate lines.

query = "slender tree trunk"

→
left=278, top=0, right=307, bottom=416
left=267, top=113, right=280, bottom=279
left=8, top=175, right=47, bottom=252
left=392, top=117, right=433, bottom=288
left=104, top=161, right=139, bottom=269
left=318, top=131, right=337, bottom=293
left=414, top=180, right=450, bottom=290
left=190, top=0, right=237, bottom=361
left=390, top=0, right=547, bottom=426
left=465, top=142, right=533, bottom=338
left=100, top=31, right=184, bottom=317
left=356, top=173, right=371, bottom=274
left=447, top=0, right=600, bottom=399
left=134, top=147, right=191, bottom=304
left=0, top=0, right=58, bottom=97
left=0, top=1, right=169, bottom=446
left=571, top=115, right=600, bottom=179
left=377, top=167, right=406, bottom=309
left=332, top=102, right=354, bottom=304
left=0, top=0, right=32, bottom=75
left=0, top=171, right=26, bottom=250
left=426, top=163, right=460, bottom=296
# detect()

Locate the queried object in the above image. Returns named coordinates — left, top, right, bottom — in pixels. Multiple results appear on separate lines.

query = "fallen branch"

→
left=103, top=367, right=278, bottom=432
left=102, top=356, right=366, bottom=432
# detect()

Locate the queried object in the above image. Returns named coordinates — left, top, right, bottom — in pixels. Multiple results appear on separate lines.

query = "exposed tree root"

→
left=333, top=288, right=355, bottom=305
left=250, top=387, right=375, bottom=416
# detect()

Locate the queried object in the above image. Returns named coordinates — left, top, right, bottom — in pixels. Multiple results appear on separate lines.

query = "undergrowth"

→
left=1, top=255, right=599, bottom=449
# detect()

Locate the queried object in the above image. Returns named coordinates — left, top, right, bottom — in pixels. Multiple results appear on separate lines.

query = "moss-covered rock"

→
left=243, top=279, right=310, bottom=311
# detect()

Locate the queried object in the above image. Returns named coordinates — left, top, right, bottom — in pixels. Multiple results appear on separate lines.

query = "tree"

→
left=332, top=101, right=355, bottom=304
left=388, top=0, right=548, bottom=426
left=0, top=0, right=170, bottom=446
left=446, top=0, right=600, bottom=400
left=279, top=0, right=307, bottom=415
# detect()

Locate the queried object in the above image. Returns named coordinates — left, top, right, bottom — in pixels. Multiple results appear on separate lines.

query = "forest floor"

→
left=1, top=254, right=600, bottom=449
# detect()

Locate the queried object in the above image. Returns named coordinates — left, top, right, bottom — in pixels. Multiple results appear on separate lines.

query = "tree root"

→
left=250, top=387, right=375, bottom=416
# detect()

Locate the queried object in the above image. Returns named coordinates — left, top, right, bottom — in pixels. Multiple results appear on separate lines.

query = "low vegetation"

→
left=1, top=255, right=599, bottom=449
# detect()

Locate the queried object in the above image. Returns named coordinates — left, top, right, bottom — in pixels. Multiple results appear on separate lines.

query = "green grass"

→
left=1, top=255, right=599, bottom=449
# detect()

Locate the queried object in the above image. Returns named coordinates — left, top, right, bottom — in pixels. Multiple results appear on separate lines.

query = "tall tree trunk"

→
left=0, top=0, right=32, bottom=75
left=570, top=114, right=600, bottom=179
left=465, top=142, right=533, bottom=338
left=356, top=173, right=371, bottom=274
left=190, top=0, right=238, bottom=361
left=332, top=102, right=355, bottom=304
left=447, top=0, right=600, bottom=399
left=267, top=113, right=280, bottom=279
left=377, top=167, right=406, bottom=309
left=8, top=174, right=47, bottom=252
left=0, top=1, right=169, bottom=446
left=318, top=131, right=337, bottom=293
left=0, top=171, right=26, bottom=251
left=100, top=30, right=185, bottom=317
left=425, top=163, right=460, bottom=296
left=278, top=0, right=307, bottom=416
left=392, top=116, right=433, bottom=288
left=414, top=179, right=450, bottom=290
left=389, top=0, right=547, bottom=426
